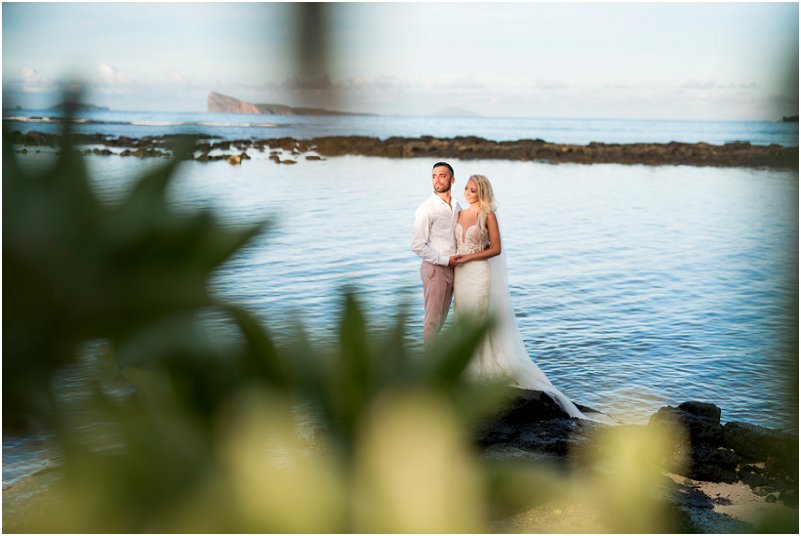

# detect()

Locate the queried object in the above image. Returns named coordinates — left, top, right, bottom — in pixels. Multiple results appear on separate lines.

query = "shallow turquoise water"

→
left=5, top=110, right=799, bottom=146
left=87, top=154, right=799, bottom=427
left=5, top=152, right=797, bottom=487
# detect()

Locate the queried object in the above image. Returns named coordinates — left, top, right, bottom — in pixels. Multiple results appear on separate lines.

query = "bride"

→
left=452, top=174, right=606, bottom=422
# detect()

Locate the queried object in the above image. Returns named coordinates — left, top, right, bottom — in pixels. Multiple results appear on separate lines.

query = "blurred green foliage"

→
left=9, top=98, right=788, bottom=533
left=3, top=101, right=569, bottom=532
left=4, top=106, right=262, bottom=427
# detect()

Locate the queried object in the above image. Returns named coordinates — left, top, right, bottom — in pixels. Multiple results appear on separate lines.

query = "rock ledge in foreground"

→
left=479, top=392, right=798, bottom=508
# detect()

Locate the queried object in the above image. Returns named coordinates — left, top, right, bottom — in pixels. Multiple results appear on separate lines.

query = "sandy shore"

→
left=671, top=473, right=799, bottom=533
left=492, top=473, right=797, bottom=533
left=4, top=465, right=795, bottom=533
left=9, top=130, right=799, bottom=169
left=2, top=470, right=63, bottom=533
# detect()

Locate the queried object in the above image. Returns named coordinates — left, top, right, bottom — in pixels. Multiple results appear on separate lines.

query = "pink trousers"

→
left=421, top=261, right=454, bottom=344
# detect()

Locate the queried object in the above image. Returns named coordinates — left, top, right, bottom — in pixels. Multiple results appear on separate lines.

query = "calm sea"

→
left=3, top=108, right=799, bottom=146
left=3, top=111, right=799, bottom=488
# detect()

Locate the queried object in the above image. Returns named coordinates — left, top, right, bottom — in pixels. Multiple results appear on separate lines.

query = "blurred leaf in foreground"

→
left=3, top=97, right=266, bottom=428
left=3, top=99, right=528, bottom=532
left=4, top=94, right=694, bottom=534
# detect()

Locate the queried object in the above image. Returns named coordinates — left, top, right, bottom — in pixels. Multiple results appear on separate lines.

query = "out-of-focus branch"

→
left=292, top=2, right=339, bottom=108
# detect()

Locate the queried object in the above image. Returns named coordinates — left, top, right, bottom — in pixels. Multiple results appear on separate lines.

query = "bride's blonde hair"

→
left=469, top=174, right=497, bottom=216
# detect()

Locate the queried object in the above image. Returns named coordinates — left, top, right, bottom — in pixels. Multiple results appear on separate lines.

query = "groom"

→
left=412, top=162, right=461, bottom=344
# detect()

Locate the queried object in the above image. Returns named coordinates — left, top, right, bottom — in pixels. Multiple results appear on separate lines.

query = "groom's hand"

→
left=448, top=255, right=460, bottom=267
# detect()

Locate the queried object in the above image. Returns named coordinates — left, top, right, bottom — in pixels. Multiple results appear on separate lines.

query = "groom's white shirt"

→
left=412, top=193, right=461, bottom=266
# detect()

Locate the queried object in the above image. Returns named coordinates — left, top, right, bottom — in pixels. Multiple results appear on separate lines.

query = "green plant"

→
left=5, top=100, right=568, bottom=532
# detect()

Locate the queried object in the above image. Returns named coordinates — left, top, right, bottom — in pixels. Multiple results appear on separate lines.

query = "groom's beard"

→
left=433, top=184, right=451, bottom=194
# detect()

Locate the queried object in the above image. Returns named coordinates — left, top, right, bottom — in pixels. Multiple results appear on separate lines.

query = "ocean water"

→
left=3, top=108, right=799, bottom=147
left=3, top=116, right=799, bottom=489
left=78, top=153, right=800, bottom=429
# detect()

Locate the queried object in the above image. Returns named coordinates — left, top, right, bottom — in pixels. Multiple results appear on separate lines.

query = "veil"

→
left=486, top=218, right=610, bottom=423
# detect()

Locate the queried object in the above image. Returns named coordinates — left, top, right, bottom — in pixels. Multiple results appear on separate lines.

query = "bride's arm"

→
left=456, top=212, right=501, bottom=264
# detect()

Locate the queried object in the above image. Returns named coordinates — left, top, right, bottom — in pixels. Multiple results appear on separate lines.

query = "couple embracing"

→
left=412, top=162, right=605, bottom=422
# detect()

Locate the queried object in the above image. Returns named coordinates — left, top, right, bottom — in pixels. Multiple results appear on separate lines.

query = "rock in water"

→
left=649, top=402, right=724, bottom=447
left=678, top=401, right=721, bottom=422
left=492, top=388, right=574, bottom=423
left=475, top=388, right=610, bottom=460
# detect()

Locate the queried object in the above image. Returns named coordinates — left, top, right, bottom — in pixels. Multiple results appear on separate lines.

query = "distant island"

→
left=782, top=115, right=799, bottom=123
left=207, top=92, right=366, bottom=116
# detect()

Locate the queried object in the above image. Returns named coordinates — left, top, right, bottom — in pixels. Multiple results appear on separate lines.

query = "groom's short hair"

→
left=433, top=161, right=454, bottom=176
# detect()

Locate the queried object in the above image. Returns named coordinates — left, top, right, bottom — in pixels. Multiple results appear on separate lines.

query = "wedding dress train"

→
left=453, top=216, right=608, bottom=422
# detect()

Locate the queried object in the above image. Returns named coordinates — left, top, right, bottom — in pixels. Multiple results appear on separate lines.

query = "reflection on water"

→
left=78, top=153, right=798, bottom=430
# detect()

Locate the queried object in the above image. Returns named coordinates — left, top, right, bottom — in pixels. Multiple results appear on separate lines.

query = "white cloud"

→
left=98, top=63, right=127, bottom=84
left=20, top=66, right=42, bottom=83
left=14, top=65, right=55, bottom=93
left=167, top=68, right=188, bottom=85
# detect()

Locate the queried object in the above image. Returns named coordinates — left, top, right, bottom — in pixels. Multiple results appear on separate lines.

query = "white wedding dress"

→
left=454, top=213, right=607, bottom=422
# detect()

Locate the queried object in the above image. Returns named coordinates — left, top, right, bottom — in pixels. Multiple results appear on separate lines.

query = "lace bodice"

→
left=453, top=210, right=607, bottom=423
left=455, top=222, right=490, bottom=255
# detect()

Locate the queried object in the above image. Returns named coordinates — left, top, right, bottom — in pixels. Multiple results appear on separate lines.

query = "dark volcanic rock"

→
left=10, top=130, right=55, bottom=147
left=678, top=401, right=721, bottom=422
left=737, top=461, right=797, bottom=505
left=649, top=402, right=723, bottom=447
left=687, top=447, right=739, bottom=483
left=494, top=388, right=574, bottom=424
left=475, top=392, right=798, bottom=527
left=478, top=412, right=605, bottom=462
left=724, top=423, right=798, bottom=508
left=476, top=388, right=609, bottom=461
left=477, top=421, right=519, bottom=445
left=82, top=148, right=113, bottom=156
left=517, top=419, right=578, bottom=457
left=647, top=402, right=736, bottom=482
left=722, top=421, right=798, bottom=467
left=648, top=401, right=799, bottom=488
left=10, top=131, right=799, bottom=168
left=724, top=421, right=798, bottom=504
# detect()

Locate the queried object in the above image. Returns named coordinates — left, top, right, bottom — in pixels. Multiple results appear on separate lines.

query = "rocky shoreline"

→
left=479, top=389, right=798, bottom=532
left=9, top=130, right=799, bottom=169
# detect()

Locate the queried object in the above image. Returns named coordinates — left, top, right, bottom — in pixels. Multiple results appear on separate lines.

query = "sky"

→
left=2, top=2, right=799, bottom=120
